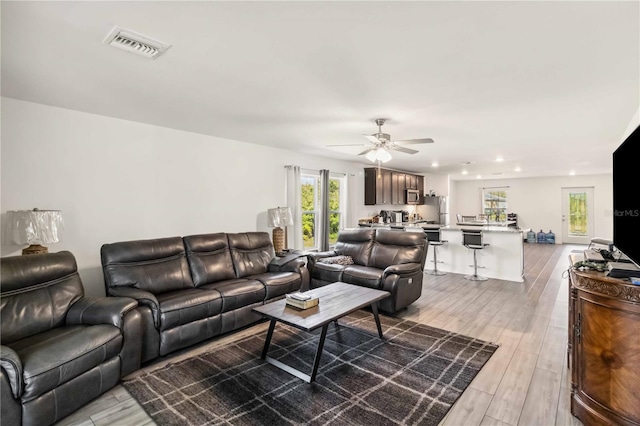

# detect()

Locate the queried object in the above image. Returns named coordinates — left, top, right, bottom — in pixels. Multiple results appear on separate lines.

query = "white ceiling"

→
left=2, top=1, right=638, bottom=180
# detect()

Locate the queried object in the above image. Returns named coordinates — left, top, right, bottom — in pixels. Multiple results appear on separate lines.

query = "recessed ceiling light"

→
left=431, top=162, right=439, bottom=167
left=476, top=175, right=482, bottom=179
left=462, top=170, right=468, bottom=175
left=514, top=167, right=522, bottom=172
left=496, top=156, right=504, bottom=162
left=569, top=170, right=576, bottom=176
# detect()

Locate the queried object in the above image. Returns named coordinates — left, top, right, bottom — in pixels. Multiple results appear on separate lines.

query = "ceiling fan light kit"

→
left=326, top=118, right=434, bottom=163
left=365, top=147, right=392, bottom=163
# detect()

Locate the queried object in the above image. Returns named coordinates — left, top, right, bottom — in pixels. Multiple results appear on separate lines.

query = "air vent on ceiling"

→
left=103, top=26, right=171, bottom=60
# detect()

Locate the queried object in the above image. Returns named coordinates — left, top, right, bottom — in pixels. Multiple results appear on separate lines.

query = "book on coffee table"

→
left=285, top=294, right=319, bottom=309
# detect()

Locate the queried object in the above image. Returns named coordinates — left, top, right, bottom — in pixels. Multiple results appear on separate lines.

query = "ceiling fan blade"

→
left=393, top=138, right=434, bottom=144
left=390, top=146, right=419, bottom=155
left=357, top=148, right=375, bottom=156
left=327, top=143, right=371, bottom=147
left=363, top=135, right=381, bottom=144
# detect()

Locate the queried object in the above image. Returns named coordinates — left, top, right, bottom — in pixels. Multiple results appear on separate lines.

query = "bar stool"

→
left=462, top=230, right=489, bottom=281
left=424, top=229, right=447, bottom=276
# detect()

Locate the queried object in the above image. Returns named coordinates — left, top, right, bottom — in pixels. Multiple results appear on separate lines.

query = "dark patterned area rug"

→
left=123, top=311, right=499, bottom=425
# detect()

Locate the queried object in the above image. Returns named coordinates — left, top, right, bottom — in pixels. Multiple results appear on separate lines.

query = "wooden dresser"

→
left=568, top=254, right=640, bottom=426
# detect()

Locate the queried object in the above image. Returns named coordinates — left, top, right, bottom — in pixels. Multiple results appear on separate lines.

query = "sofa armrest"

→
left=307, top=251, right=337, bottom=261
left=67, top=297, right=138, bottom=329
left=383, top=263, right=422, bottom=278
left=1, top=345, right=22, bottom=399
left=107, top=287, right=160, bottom=329
left=306, top=251, right=338, bottom=272
left=268, top=255, right=306, bottom=273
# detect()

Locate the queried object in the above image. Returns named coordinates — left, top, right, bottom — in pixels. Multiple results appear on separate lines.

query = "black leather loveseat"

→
left=307, top=228, right=428, bottom=314
left=0, top=252, right=142, bottom=426
left=101, top=232, right=308, bottom=363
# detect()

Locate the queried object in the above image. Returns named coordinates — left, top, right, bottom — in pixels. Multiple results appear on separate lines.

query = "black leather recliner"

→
left=0, top=251, right=142, bottom=426
left=307, top=229, right=428, bottom=313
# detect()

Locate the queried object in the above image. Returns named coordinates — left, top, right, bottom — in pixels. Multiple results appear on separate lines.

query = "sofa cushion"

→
left=342, top=265, right=384, bottom=289
left=334, top=229, right=375, bottom=265
left=199, top=279, right=265, bottom=313
left=101, top=237, right=195, bottom=294
left=310, top=262, right=345, bottom=284
left=228, top=232, right=275, bottom=278
left=1, top=252, right=84, bottom=345
left=368, top=230, right=427, bottom=270
left=156, top=288, right=222, bottom=331
left=184, top=233, right=236, bottom=286
left=247, top=272, right=301, bottom=300
left=9, top=325, right=122, bottom=402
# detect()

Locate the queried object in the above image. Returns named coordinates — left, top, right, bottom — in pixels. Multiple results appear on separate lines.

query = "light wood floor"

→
left=56, top=243, right=584, bottom=426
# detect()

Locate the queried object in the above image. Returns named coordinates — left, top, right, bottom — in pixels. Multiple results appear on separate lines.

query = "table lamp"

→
left=268, top=207, right=293, bottom=254
left=3, top=209, right=64, bottom=255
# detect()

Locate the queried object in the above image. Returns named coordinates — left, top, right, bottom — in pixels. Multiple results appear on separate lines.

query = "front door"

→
left=561, top=187, right=594, bottom=244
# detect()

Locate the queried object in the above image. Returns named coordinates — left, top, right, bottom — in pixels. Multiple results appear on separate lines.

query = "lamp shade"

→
left=267, top=207, right=293, bottom=228
left=3, top=209, right=64, bottom=245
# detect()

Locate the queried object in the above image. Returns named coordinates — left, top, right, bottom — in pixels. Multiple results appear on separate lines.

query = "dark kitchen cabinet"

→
left=365, top=168, right=392, bottom=205
left=392, top=173, right=406, bottom=204
left=365, top=168, right=422, bottom=206
left=406, top=174, right=417, bottom=190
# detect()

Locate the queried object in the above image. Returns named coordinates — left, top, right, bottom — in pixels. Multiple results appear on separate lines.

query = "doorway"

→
left=561, top=187, right=594, bottom=244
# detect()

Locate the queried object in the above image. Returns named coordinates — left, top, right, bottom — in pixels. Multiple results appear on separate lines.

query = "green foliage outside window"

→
left=301, top=178, right=316, bottom=248
left=569, top=192, right=588, bottom=236
left=329, top=179, right=341, bottom=244
left=301, top=177, right=343, bottom=248
left=483, top=190, right=507, bottom=222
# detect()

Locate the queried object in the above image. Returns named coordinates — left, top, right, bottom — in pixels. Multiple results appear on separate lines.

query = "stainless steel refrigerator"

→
left=422, top=196, right=448, bottom=225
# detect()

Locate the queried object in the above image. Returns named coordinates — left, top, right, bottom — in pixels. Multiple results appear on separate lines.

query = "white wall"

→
left=423, top=173, right=450, bottom=197
left=450, top=174, right=613, bottom=243
left=0, top=98, right=373, bottom=296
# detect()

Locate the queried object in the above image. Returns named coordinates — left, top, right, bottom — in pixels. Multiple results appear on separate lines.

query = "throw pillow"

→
left=318, top=255, right=354, bottom=265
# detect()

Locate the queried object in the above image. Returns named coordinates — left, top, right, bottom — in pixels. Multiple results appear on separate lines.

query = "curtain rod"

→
left=483, top=186, right=510, bottom=189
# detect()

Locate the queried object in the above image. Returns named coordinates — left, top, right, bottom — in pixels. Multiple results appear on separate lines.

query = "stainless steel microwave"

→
left=406, top=189, right=421, bottom=204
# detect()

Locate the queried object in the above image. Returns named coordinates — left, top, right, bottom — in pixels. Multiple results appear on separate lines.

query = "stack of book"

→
left=285, top=292, right=319, bottom=310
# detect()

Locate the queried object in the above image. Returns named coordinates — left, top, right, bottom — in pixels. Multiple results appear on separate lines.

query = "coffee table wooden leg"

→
left=261, top=319, right=276, bottom=359
left=310, top=324, right=329, bottom=382
left=371, top=303, right=384, bottom=339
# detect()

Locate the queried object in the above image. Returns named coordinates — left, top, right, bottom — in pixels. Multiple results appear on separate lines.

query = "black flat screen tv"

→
left=613, top=124, right=640, bottom=267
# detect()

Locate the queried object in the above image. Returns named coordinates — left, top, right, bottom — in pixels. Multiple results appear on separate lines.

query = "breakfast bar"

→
left=357, top=222, right=525, bottom=282
left=435, top=225, right=524, bottom=282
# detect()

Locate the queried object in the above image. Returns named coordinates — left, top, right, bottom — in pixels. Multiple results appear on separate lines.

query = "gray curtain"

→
left=319, top=169, right=330, bottom=252
left=285, top=166, right=304, bottom=250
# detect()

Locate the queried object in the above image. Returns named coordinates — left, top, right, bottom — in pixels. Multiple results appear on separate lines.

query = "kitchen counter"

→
left=443, top=224, right=521, bottom=233
left=358, top=222, right=521, bottom=233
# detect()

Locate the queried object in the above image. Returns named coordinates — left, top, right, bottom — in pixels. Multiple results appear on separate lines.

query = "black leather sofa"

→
left=307, top=228, right=428, bottom=313
left=101, top=232, right=308, bottom=363
left=0, top=252, right=142, bottom=426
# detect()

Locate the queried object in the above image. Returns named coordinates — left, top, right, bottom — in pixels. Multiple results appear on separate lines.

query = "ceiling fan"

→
left=328, top=118, right=434, bottom=163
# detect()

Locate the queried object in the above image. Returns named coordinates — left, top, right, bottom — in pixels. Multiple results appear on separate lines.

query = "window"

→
left=482, top=187, right=508, bottom=222
left=301, top=171, right=346, bottom=250
left=328, top=175, right=346, bottom=245
left=301, top=174, right=320, bottom=249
